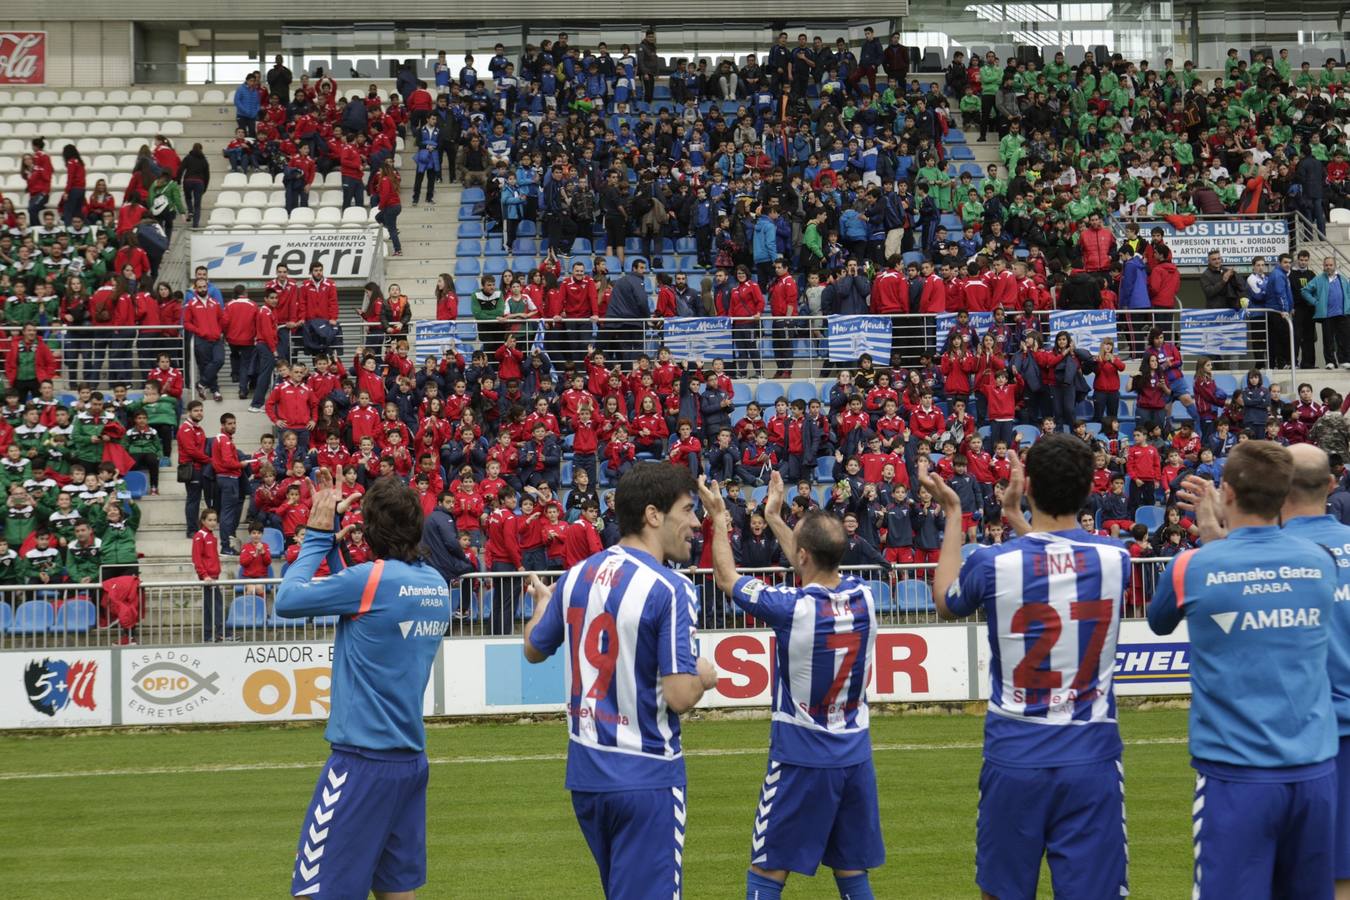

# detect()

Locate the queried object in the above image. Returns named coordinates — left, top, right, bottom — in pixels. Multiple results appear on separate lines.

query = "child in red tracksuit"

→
left=540, top=504, right=568, bottom=568
left=1125, top=429, right=1163, bottom=511
left=238, top=525, right=273, bottom=598
left=276, top=485, right=311, bottom=542
left=604, top=426, right=636, bottom=484
left=571, top=405, right=600, bottom=484
left=192, top=509, right=223, bottom=641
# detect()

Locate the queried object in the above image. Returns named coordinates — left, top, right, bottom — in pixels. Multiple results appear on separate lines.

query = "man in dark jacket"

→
left=434, top=96, right=461, bottom=181
left=604, top=259, right=651, bottom=366
left=339, top=95, right=369, bottom=136
left=883, top=32, right=910, bottom=85
left=1199, top=250, right=1242, bottom=309
left=266, top=56, right=293, bottom=104
left=823, top=260, right=872, bottom=315
left=1295, top=150, right=1327, bottom=234
left=422, top=495, right=474, bottom=616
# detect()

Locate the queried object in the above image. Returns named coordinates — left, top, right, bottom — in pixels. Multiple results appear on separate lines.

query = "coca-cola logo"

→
left=0, top=32, right=46, bottom=85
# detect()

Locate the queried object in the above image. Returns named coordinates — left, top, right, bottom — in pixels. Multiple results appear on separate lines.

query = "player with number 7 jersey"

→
left=701, top=473, right=885, bottom=900
left=522, top=463, right=717, bottom=900
left=927, top=434, right=1132, bottom=900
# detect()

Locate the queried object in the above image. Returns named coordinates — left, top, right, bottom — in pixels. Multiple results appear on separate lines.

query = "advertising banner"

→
left=1180, top=309, right=1248, bottom=355
left=1048, top=309, right=1117, bottom=352
left=662, top=316, right=734, bottom=361
left=191, top=231, right=377, bottom=281
left=0, top=649, right=111, bottom=728
left=0, top=32, right=46, bottom=85
left=120, top=642, right=434, bottom=726
left=827, top=316, right=893, bottom=362
left=934, top=311, right=994, bottom=353
left=410, top=320, right=461, bottom=364
left=1133, top=219, right=1289, bottom=268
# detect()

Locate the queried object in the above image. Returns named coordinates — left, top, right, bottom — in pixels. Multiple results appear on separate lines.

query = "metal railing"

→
left=0, top=557, right=1173, bottom=650
left=6, top=324, right=188, bottom=393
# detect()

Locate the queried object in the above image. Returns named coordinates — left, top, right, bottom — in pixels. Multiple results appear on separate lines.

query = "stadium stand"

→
left=7, top=33, right=1350, bottom=644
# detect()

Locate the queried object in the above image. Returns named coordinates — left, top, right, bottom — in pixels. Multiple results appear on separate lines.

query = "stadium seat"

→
left=755, top=382, right=785, bottom=406
left=225, top=596, right=268, bottom=629
left=786, top=382, right=816, bottom=404
left=867, top=580, right=894, bottom=612
left=235, top=208, right=263, bottom=227
left=461, top=186, right=485, bottom=203
left=1013, top=425, right=1039, bottom=446
left=458, top=222, right=484, bottom=238
left=340, top=207, right=370, bottom=226
left=1134, top=506, right=1166, bottom=531
left=289, top=208, right=316, bottom=226
left=0, top=602, right=10, bottom=632
left=262, top=528, right=285, bottom=556
left=455, top=258, right=481, bottom=277
left=815, top=456, right=835, bottom=482
left=732, top=383, right=752, bottom=404
left=50, top=599, right=96, bottom=633
left=895, top=580, right=935, bottom=612
left=313, top=208, right=342, bottom=228
left=8, top=600, right=54, bottom=634
left=123, top=471, right=148, bottom=498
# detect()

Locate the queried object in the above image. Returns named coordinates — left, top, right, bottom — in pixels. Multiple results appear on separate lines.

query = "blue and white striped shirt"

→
left=948, top=530, right=1130, bottom=767
left=731, top=575, right=876, bottom=767
left=528, top=545, right=700, bottom=792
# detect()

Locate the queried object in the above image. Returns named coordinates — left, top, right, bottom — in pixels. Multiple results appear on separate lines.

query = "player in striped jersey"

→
left=699, top=472, right=883, bottom=900
left=522, top=463, right=718, bottom=900
left=926, top=433, right=1132, bottom=900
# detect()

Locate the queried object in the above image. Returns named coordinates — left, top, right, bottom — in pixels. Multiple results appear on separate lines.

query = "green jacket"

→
left=71, top=415, right=110, bottom=466
left=98, top=510, right=139, bottom=566
left=127, top=397, right=178, bottom=429
left=65, top=536, right=102, bottom=583
left=149, top=179, right=187, bottom=215
left=979, top=65, right=1003, bottom=96
left=1301, top=272, right=1350, bottom=320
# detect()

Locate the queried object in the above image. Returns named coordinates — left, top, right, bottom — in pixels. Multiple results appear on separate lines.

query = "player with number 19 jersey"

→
left=527, top=545, right=700, bottom=900
left=946, top=530, right=1131, bottom=900
left=729, top=574, right=885, bottom=879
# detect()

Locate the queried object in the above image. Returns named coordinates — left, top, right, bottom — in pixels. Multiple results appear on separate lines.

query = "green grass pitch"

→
left=0, top=707, right=1194, bottom=898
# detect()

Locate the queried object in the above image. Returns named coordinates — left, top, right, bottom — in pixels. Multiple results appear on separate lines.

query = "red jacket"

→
left=239, top=542, right=272, bottom=578
left=870, top=269, right=908, bottom=314
left=407, top=88, right=434, bottom=112
left=1147, top=262, right=1180, bottom=309
left=184, top=296, right=225, bottom=341
left=562, top=518, right=603, bottom=567
left=768, top=274, right=798, bottom=317
left=148, top=366, right=184, bottom=399
left=727, top=281, right=764, bottom=320
left=1093, top=356, right=1126, bottom=393
left=223, top=298, right=258, bottom=346
left=559, top=276, right=598, bottom=318
left=265, top=278, right=303, bottom=327
left=211, top=432, right=243, bottom=477
left=300, top=277, right=338, bottom=321
left=919, top=275, right=947, bottom=314
left=337, top=143, right=364, bottom=180
left=375, top=175, right=400, bottom=210
left=1079, top=225, right=1115, bottom=271
left=265, top=381, right=318, bottom=429
left=4, top=335, right=58, bottom=383
left=989, top=270, right=1019, bottom=309
left=254, top=306, right=278, bottom=352
left=192, top=529, right=221, bottom=580
left=177, top=419, right=208, bottom=466
left=908, top=406, right=947, bottom=440
left=485, top=508, right=522, bottom=568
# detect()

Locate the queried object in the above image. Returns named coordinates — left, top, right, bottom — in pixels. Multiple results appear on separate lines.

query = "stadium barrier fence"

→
left=6, top=324, right=189, bottom=394
left=0, top=557, right=1172, bottom=650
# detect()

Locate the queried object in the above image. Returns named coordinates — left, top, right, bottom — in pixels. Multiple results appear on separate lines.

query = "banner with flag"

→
left=1048, top=309, right=1117, bottom=352
left=1180, top=309, right=1248, bottom=355
left=827, top=316, right=893, bottom=362
left=934, top=311, right=995, bottom=353
left=661, top=317, right=734, bottom=361
left=411, top=320, right=461, bottom=364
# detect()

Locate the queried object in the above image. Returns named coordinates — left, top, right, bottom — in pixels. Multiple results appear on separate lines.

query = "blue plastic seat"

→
left=732, top=383, right=752, bottom=404
left=454, top=276, right=479, bottom=297
left=1171, top=400, right=1193, bottom=420
left=815, top=456, right=835, bottom=482
left=948, top=145, right=975, bottom=161
left=456, top=239, right=483, bottom=257
left=1214, top=374, right=1240, bottom=395
left=895, top=580, right=935, bottom=612
left=901, top=251, right=925, bottom=267
left=483, top=238, right=508, bottom=257
left=461, top=187, right=485, bottom=203
left=787, top=382, right=816, bottom=404
left=124, top=471, right=148, bottom=498
left=751, top=485, right=768, bottom=505
left=1134, top=505, right=1166, bottom=530
left=269, top=612, right=307, bottom=626
left=939, top=214, right=964, bottom=232
left=482, top=257, right=509, bottom=276
left=868, top=580, right=895, bottom=612
left=944, top=130, right=967, bottom=144
left=8, top=600, right=53, bottom=634
left=225, top=595, right=268, bottom=629
left=511, top=237, right=538, bottom=257
left=1013, top=424, right=1040, bottom=446
left=50, top=598, right=96, bottom=633
left=262, top=528, right=285, bottom=556
left=517, top=220, right=537, bottom=236
left=570, top=237, right=592, bottom=255
left=458, top=205, right=480, bottom=221
left=755, top=382, right=785, bottom=406
left=457, top=222, right=484, bottom=238
left=454, top=258, right=481, bottom=277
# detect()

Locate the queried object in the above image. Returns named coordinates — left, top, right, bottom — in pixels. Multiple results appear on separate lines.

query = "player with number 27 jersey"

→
left=947, top=531, right=1131, bottom=900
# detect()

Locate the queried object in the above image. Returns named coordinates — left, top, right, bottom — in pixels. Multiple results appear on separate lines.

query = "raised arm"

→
left=918, top=461, right=966, bottom=621
left=760, top=471, right=798, bottom=566
left=696, top=477, right=739, bottom=596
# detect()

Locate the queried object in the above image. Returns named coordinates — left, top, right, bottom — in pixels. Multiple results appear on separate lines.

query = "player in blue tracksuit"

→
left=1151, top=441, right=1340, bottom=900
left=276, top=471, right=450, bottom=900
left=929, top=435, right=1132, bottom=900
left=1277, top=444, right=1350, bottom=892
left=523, top=463, right=717, bottom=900
left=702, top=472, right=884, bottom=900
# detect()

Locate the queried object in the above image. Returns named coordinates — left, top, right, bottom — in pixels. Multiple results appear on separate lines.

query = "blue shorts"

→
left=290, top=745, right=429, bottom=899
left=572, top=786, right=687, bottom=900
left=1194, top=765, right=1336, bottom=899
left=750, top=758, right=885, bottom=876
left=1339, top=738, right=1350, bottom=879
left=976, top=757, right=1127, bottom=900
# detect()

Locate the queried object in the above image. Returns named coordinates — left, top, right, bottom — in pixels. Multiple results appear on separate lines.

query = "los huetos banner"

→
left=0, top=32, right=46, bottom=85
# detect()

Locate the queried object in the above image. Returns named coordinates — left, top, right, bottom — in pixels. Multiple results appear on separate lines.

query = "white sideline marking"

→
left=0, top=737, right=1188, bottom=782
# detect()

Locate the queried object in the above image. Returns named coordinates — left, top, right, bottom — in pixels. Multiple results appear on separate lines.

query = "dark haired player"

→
left=522, top=462, right=718, bottom=900
left=927, top=433, right=1132, bottom=899
left=276, top=468, right=450, bottom=899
